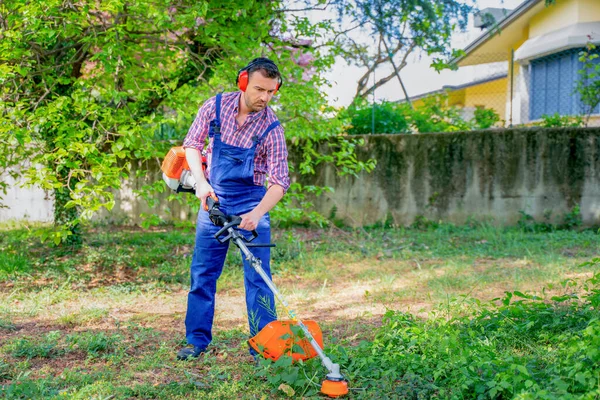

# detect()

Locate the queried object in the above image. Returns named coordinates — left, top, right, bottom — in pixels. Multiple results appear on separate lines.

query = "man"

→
left=177, top=58, right=290, bottom=360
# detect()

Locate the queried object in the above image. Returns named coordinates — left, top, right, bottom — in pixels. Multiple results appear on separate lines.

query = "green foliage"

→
left=255, top=356, right=322, bottom=398
left=2, top=222, right=600, bottom=399
left=410, top=214, right=440, bottom=230
left=517, top=210, right=552, bottom=233
left=343, top=95, right=501, bottom=134
left=67, top=331, right=122, bottom=357
left=518, top=206, right=583, bottom=233
left=342, top=99, right=410, bottom=134
left=251, top=266, right=600, bottom=399
left=576, top=43, right=600, bottom=125
left=325, top=272, right=600, bottom=399
left=5, top=331, right=63, bottom=359
left=0, top=0, right=368, bottom=243
left=472, top=105, right=501, bottom=129
left=409, top=95, right=472, bottom=133
left=562, top=205, right=583, bottom=230
left=535, top=113, right=585, bottom=128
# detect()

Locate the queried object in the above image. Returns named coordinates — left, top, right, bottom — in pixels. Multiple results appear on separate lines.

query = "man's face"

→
left=242, top=70, right=279, bottom=112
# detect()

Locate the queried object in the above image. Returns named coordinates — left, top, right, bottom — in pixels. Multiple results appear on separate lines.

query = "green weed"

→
left=1, top=223, right=599, bottom=399
left=66, top=331, right=122, bottom=357
left=5, top=331, right=64, bottom=359
left=0, top=316, right=16, bottom=331
left=57, top=307, right=109, bottom=327
left=326, top=272, right=600, bottom=399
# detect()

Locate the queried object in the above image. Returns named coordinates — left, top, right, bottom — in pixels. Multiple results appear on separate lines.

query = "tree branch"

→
left=380, top=33, right=412, bottom=108
left=275, top=0, right=335, bottom=13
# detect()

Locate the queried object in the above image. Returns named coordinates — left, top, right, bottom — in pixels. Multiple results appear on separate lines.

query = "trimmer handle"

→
left=206, top=197, right=257, bottom=242
left=214, top=220, right=259, bottom=244
left=204, top=193, right=219, bottom=211
left=176, top=186, right=195, bottom=194
left=206, top=196, right=274, bottom=247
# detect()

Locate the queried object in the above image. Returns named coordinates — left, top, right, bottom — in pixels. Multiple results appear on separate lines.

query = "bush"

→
left=344, top=99, right=411, bottom=134
left=536, top=113, right=585, bottom=128
left=343, top=95, right=500, bottom=134
left=472, top=105, right=501, bottom=129
left=262, top=267, right=600, bottom=398
left=329, top=271, right=600, bottom=399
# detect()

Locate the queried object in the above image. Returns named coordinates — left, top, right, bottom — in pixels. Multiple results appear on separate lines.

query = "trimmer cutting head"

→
left=321, top=377, right=349, bottom=398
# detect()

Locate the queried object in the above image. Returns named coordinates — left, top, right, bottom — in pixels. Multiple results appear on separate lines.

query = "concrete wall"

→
left=2, top=128, right=600, bottom=227
left=0, top=172, right=53, bottom=223
left=294, top=128, right=600, bottom=227
left=529, top=0, right=579, bottom=38
left=579, top=0, right=600, bottom=23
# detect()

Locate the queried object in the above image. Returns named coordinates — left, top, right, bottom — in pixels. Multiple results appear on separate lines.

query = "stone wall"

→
left=2, top=127, right=600, bottom=227
left=299, top=128, right=600, bottom=226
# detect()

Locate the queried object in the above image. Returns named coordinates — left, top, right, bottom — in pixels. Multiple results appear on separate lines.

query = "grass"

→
left=0, top=222, right=599, bottom=398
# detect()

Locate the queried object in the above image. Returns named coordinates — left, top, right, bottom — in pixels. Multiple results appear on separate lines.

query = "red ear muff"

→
left=237, top=70, right=249, bottom=92
left=237, top=62, right=282, bottom=94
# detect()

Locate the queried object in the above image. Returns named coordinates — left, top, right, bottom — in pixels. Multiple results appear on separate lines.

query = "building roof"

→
left=454, top=0, right=544, bottom=67
left=400, top=72, right=508, bottom=103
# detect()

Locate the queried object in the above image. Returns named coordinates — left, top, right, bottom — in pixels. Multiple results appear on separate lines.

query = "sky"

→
left=316, top=0, right=527, bottom=107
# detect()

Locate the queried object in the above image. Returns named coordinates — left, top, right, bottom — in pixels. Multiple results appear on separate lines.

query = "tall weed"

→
left=260, top=270, right=600, bottom=399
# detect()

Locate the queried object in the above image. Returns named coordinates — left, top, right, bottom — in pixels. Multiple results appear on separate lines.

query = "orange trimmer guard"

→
left=249, top=320, right=323, bottom=362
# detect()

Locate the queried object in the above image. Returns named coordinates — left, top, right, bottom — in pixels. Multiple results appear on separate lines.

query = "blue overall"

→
left=185, top=93, right=280, bottom=353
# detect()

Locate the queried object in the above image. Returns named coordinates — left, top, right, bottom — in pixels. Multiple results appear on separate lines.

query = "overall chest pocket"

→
left=220, top=150, right=244, bottom=164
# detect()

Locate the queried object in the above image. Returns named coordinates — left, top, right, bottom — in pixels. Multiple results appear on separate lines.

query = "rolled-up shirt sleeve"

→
left=183, top=96, right=215, bottom=151
left=265, top=125, right=290, bottom=193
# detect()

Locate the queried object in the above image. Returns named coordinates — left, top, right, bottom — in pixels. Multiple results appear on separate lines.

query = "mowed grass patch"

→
left=0, top=320, right=277, bottom=399
left=0, top=222, right=599, bottom=398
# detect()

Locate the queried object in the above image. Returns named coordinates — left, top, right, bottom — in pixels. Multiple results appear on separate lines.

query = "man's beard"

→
left=245, top=95, right=266, bottom=112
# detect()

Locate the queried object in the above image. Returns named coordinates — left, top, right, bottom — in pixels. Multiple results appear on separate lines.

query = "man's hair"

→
left=246, top=57, right=281, bottom=81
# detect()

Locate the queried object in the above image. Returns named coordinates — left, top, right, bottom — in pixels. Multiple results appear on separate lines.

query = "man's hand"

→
left=195, top=181, right=216, bottom=211
left=239, top=210, right=262, bottom=231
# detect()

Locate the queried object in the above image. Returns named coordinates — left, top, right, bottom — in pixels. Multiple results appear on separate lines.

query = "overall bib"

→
left=185, top=93, right=281, bottom=353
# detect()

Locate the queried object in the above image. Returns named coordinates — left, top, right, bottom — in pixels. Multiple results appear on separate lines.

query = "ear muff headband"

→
left=237, top=60, right=282, bottom=94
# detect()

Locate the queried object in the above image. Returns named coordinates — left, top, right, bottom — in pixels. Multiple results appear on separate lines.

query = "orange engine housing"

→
left=161, top=146, right=189, bottom=179
left=248, top=320, right=324, bottom=362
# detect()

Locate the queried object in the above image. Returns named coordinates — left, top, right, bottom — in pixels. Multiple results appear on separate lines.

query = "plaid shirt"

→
left=183, top=92, right=290, bottom=192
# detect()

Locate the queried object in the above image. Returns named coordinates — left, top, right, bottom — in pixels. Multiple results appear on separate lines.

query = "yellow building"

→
left=411, top=73, right=508, bottom=122
left=455, top=0, right=600, bottom=125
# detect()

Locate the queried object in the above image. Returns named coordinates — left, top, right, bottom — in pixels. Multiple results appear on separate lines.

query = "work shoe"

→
left=176, top=345, right=205, bottom=360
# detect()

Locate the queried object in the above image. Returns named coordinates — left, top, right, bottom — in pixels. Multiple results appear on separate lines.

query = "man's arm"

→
left=182, top=96, right=218, bottom=210
left=185, top=148, right=215, bottom=211
left=239, top=184, right=284, bottom=231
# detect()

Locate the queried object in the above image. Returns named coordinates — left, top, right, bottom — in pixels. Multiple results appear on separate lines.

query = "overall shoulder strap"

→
left=209, top=92, right=223, bottom=137
left=255, top=120, right=281, bottom=145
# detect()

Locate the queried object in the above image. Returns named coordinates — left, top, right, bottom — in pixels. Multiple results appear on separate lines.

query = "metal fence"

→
left=402, top=48, right=600, bottom=132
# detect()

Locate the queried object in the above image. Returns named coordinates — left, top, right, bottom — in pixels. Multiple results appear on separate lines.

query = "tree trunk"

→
left=53, top=170, right=81, bottom=247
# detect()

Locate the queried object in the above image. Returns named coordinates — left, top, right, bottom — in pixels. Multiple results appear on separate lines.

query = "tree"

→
left=0, top=0, right=368, bottom=244
left=328, top=0, right=474, bottom=102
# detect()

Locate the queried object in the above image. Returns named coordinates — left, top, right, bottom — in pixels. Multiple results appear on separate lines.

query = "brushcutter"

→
left=160, top=146, right=349, bottom=397
left=206, top=197, right=349, bottom=398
